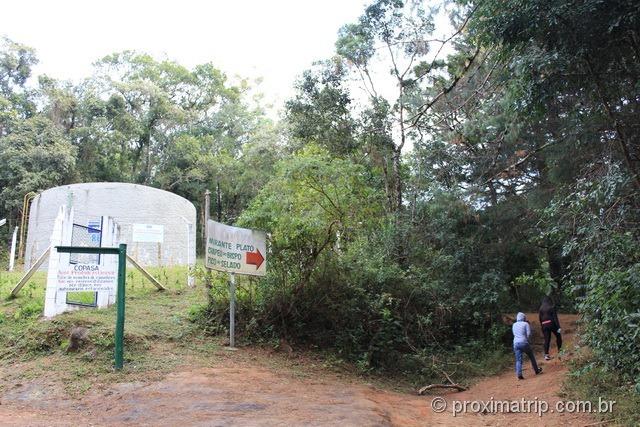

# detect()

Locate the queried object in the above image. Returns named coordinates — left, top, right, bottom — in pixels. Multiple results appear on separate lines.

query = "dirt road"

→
left=0, top=314, right=595, bottom=426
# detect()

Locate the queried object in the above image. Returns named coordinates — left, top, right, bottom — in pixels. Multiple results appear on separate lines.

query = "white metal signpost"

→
left=206, top=219, right=266, bottom=348
left=9, top=226, right=18, bottom=271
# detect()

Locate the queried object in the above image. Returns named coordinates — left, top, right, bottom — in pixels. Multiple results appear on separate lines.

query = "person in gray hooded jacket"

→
left=512, top=312, right=543, bottom=379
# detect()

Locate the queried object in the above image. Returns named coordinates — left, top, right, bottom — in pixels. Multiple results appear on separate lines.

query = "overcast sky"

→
left=3, top=0, right=368, bottom=111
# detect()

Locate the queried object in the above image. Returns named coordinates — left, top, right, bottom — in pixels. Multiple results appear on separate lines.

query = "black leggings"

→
left=543, top=325, right=562, bottom=354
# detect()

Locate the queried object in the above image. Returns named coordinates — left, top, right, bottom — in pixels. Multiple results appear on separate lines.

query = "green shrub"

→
left=566, top=353, right=640, bottom=426
left=580, top=262, right=640, bottom=380
left=192, top=149, right=522, bottom=380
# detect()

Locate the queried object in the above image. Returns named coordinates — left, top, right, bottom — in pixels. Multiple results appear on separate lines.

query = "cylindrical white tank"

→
left=25, top=183, right=197, bottom=269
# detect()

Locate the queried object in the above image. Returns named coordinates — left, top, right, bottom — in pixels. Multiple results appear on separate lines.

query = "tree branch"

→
left=408, top=46, right=481, bottom=128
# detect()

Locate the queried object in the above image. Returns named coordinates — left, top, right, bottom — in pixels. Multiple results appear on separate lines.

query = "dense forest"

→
left=1, top=0, right=638, bottom=393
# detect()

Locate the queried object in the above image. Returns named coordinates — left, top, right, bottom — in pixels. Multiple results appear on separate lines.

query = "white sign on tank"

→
left=132, top=223, right=164, bottom=243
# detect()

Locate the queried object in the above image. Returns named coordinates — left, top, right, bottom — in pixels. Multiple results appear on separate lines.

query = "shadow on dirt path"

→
left=0, top=314, right=595, bottom=426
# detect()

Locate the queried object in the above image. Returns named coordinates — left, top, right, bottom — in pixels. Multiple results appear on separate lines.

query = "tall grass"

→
left=0, top=263, right=210, bottom=394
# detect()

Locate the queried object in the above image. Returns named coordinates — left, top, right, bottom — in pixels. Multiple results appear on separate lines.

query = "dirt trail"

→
left=0, top=314, right=595, bottom=426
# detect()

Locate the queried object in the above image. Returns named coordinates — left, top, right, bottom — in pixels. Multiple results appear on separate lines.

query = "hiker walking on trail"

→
left=539, top=296, right=562, bottom=361
left=512, top=312, right=543, bottom=380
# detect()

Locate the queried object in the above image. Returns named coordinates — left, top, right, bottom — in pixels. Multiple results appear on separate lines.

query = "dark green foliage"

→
left=581, top=263, right=640, bottom=379
left=459, top=0, right=640, bottom=383
left=542, top=167, right=640, bottom=380
left=0, top=116, right=76, bottom=213
left=285, top=60, right=359, bottom=155
left=193, top=150, right=512, bottom=377
left=565, top=356, right=640, bottom=426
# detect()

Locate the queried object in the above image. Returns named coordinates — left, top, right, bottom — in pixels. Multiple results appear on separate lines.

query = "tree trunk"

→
left=488, top=180, right=498, bottom=206
left=547, top=246, right=565, bottom=299
left=392, top=147, right=403, bottom=212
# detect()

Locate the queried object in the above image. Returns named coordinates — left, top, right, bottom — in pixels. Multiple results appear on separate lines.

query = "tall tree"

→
left=0, top=38, right=75, bottom=223
left=0, top=37, right=37, bottom=136
left=335, top=0, right=477, bottom=212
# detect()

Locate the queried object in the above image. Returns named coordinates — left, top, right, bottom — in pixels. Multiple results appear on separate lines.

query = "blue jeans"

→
left=514, top=342, right=539, bottom=377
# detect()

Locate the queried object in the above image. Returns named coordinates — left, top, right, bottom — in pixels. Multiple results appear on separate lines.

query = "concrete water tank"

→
left=25, top=183, right=196, bottom=269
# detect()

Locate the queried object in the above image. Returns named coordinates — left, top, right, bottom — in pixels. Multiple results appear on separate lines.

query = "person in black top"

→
left=539, top=296, right=562, bottom=360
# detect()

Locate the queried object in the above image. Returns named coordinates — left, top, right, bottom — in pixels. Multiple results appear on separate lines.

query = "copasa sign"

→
left=57, top=263, right=117, bottom=292
left=205, top=220, right=266, bottom=276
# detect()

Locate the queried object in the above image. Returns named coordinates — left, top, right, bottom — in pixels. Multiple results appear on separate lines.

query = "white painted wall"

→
left=25, top=183, right=197, bottom=270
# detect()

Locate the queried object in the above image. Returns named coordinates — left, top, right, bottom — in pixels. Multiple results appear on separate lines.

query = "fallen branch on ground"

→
left=418, top=370, right=467, bottom=395
left=418, top=383, right=467, bottom=395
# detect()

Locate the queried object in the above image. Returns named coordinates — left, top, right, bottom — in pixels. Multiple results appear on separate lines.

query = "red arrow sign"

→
left=246, top=249, right=264, bottom=269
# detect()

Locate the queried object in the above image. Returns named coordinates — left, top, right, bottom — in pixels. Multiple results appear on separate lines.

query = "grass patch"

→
left=562, top=347, right=640, bottom=427
left=0, top=264, right=220, bottom=397
left=65, top=291, right=97, bottom=306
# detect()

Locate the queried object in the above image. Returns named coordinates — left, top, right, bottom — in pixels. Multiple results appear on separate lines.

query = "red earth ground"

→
left=0, top=314, right=598, bottom=426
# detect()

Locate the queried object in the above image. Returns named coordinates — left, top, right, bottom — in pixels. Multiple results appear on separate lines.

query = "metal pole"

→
left=9, top=226, right=18, bottom=271
left=216, top=181, right=222, bottom=222
left=18, top=192, right=36, bottom=265
left=180, top=216, right=194, bottom=287
left=204, top=190, right=211, bottom=246
left=187, top=223, right=194, bottom=286
left=204, top=190, right=213, bottom=301
left=115, top=243, right=127, bottom=370
left=229, top=273, right=236, bottom=348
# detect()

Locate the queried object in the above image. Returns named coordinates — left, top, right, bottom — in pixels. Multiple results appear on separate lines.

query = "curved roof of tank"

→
left=36, top=182, right=195, bottom=208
